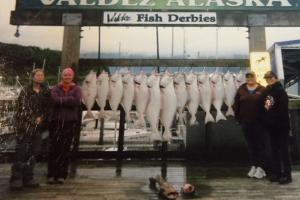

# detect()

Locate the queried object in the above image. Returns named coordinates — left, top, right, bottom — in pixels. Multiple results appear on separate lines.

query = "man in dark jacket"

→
left=10, top=69, right=50, bottom=190
left=234, top=71, right=268, bottom=179
left=262, top=71, right=292, bottom=184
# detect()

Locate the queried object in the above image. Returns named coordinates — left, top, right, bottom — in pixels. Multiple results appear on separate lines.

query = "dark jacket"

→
left=50, top=84, right=82, bottom=122
left=261, top=81, right=290, bottom=132
left=233, top=83, right=265, bottom=123
left=14, top=83, right=51, bottom=135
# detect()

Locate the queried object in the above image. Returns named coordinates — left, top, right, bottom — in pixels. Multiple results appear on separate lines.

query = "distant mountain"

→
left=0, top=42, right=61, bottom=85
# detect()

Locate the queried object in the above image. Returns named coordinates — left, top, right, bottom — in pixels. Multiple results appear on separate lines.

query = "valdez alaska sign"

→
left=17, top=0, right=300, bottom=10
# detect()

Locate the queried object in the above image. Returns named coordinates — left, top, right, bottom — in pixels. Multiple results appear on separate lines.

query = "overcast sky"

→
left=1, top=0, right=300, bottom=59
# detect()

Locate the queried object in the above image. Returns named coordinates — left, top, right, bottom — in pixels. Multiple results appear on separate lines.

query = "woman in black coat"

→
left=10, top=69, right=51, bottom=190
left=262, top=71, right=292, bottom=185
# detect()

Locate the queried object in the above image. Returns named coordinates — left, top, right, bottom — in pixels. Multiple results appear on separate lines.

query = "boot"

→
left=10, top=179, right=23, bottom=190
left=269, top=174, right=281, bottom=182
left=23, top=179, right=40, bottom=188
left=47, top=177, right=56, bottom=184
left=279, top=174, right=292, bottom=185
left=56, top=178, right=65, bottom=184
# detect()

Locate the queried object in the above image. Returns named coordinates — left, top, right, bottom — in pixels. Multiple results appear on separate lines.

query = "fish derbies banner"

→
left=17, top=0, right=300, bottom=11
left=103, top=12, right=217, bottom=25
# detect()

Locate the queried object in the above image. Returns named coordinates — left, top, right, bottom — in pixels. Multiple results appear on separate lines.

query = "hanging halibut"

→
left=121, top=72, right=135, bottom=123
left=173, top=72, right=188, bottom=125
left=185, top=71, right=200, bottom=125
left=96, top=70, right=109, bottom=119
left=146, top=71, right=162, bottom=141
left=160, top=71, right=177, bottom=142
left=82, top=70, right=97, bottom=119
left=109, top=71, right=123, bottom=120
left=223, top=71, right=237, bottom=117
left=134, top=71, right=149, bottom=127
left=210, top=72, right=226, bottom=122
left=197, top=72, right=215, bottom=124
left=235, top=71, right=246, bottom=89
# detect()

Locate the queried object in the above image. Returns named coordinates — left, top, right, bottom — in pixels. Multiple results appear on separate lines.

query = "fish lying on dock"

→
left=149, top=175, right=179, bottom=200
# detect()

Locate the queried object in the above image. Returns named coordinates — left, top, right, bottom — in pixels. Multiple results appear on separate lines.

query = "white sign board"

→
left=103, top=12, right=217, bottom=25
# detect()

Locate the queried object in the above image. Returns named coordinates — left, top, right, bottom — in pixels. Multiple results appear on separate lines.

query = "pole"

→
left=216, top=27, right=219, bottom=60
left=156, top=26, right=160, bottom=72
left=119, top=41, right=122, bottom=58
left=171, top=27, right=174, bottom=58
left=42, top=59, right=46, bottom=70
left=97, top=26, right=105, bottom=145
left=32, top=62, right=36, bottom=71
left=183, top=28, right=186, bottom=59
left=98, top=26, right=101, bottom=59
left=117, top=106, right=126, bottom=157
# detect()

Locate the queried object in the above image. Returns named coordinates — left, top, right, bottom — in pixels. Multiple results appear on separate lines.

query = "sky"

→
left=1, top=1, right=300, bottom=59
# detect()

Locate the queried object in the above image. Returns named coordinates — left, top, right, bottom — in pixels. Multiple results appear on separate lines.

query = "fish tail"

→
left=189, top=115, right=198, bottom=125
left=98, top=109, right=106, bottom=119
left=177, top=111, right=184, bottom=125
left=205, top=112, right=215, bottom=124
left=84, top=110, right=95, bottom=119
left=125, top=113, right=133, bottom=123
left=135, top=116, right=145, bottom=128
left=216, top=110, right=226, bottom=122
left=112, top=111, right=119, bottom=121
left=162, top=129, right=172, bottom=143
left=226, top=106, right=235, bottom=117
left=150, top=130, right=162, bottom=142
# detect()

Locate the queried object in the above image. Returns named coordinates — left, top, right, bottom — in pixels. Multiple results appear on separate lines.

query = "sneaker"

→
left=253, top=167, right=266, bottom=179
left=279, top=175, right=292, bottom=185
left=47, top=177, right=56, bottom=184
left=247, top=166, right=256, bottom=178
left=23, top=179, right=39, bottom=188
left=269, top=175, right=281, bottom=182
left=10, top=179, right=23, bottom=190
left=56, top=178, right=65, bottom=184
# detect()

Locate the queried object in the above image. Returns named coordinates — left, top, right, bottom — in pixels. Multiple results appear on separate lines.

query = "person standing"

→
left=10, top=69, right=50, bottom=190
left=233, top=71, right=268, bottom=179
left=262, top=71, right=292, bottom=184
left=47, top=67, right=82, bottom=184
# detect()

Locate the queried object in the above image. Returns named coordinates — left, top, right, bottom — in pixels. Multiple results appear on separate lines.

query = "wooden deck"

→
left=0, top=161, right=299, bottom=200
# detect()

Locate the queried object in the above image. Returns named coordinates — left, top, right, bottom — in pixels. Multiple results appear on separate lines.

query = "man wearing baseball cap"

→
left=261, top=71, right=292, bottom=184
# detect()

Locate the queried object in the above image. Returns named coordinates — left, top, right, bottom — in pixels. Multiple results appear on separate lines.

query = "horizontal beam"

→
left=0, top=151, right=187, bottom=162
left=10, top=10, right=300, bottom=27
left=79, top=58, right=249, bottom=67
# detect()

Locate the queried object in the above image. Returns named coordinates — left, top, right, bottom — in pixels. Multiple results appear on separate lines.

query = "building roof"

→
left=271, top=40, right=300, bottom=88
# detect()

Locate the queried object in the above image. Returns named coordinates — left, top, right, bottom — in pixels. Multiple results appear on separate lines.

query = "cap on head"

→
left=263, top=71, right=277, bottom=79
left=245, top=71, right=256, bottom=78
left=62, top=67, right=74, bottom=77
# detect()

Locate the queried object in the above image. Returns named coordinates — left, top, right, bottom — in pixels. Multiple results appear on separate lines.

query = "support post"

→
left=98, top=119, right=105, bottom=145
left=249, top=27, right=267, bottom=52
left=61, top=26, right=81, bottom=68
left=118, top=106, right=126, bottom=155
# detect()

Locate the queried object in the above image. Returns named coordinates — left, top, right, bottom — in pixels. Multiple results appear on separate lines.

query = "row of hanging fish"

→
left=81, top=70, right=246, bottom=142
